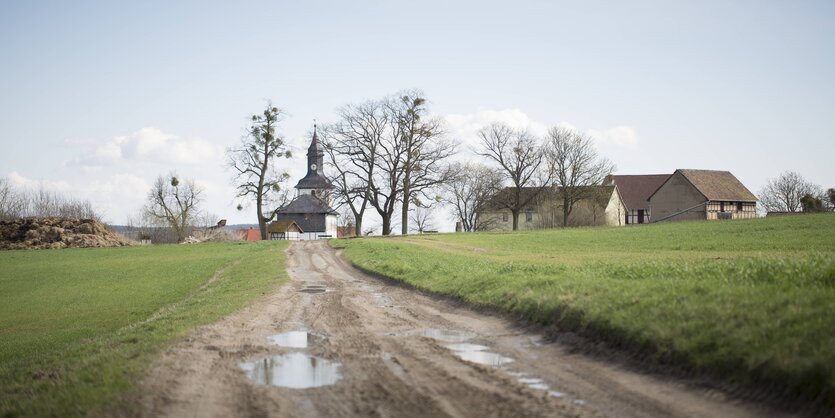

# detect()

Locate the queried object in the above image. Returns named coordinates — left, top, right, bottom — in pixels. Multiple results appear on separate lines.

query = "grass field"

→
left=0, top=241, right=288, bottom=417
left=333, top=214, right=835, bottom=407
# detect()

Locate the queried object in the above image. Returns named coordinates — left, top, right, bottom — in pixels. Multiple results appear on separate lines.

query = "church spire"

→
left=294, top=125, right=333, bottom=192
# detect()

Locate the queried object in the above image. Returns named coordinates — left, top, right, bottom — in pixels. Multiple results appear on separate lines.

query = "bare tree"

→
left=227, top=104, right=292, bottom=240
left=477, top=123, right=548, bottom=230
left=395, top=91, right=457, bottom=235
left=442, top=161, right=504, bottom=232
left=409, top=205, right=435, bottom=234
left=145, top=173, right=203, bottom=243
left=320, top=100, right=385, bottom=236
left=758, top=171, right=822, bottom=213
left=0, top=178, right=25, bottom=220
left=545, top=127, right=615, bottom=227
left=0, top=178, right=102, bottom=221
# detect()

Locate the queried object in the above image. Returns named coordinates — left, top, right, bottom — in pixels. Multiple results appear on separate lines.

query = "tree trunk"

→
left=353, top=212, right=363, bottom=237
left=257, top=194, right=267, bottom=240
left=401, top=183, right=410, bottom=235
left=511, top=209, right=520, bottom=231
left=381, top=216, right=391, bottom=236
left=562, top=196, right=570, bottom=227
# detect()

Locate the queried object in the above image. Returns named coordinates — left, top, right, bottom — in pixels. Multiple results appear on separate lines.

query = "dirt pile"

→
left=0, top=218, right=132, bottom=250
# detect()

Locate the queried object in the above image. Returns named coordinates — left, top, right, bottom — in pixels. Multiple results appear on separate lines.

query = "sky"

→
left=1, top=0, right=833, bottom=231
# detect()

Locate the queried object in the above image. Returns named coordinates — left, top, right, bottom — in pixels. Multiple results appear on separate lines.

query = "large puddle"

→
left=268, top=331, right=320, bottom=348
left=239, top=353, right=342, bottom=389
left=446, top=342, right=514, bottom=366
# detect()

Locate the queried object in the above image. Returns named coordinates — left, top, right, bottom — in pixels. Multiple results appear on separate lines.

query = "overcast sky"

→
left=1, top=0, right=833, bottom=231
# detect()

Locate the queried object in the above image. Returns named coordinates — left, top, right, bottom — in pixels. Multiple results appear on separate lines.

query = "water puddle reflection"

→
left=240, top=353, right=342, bottom=389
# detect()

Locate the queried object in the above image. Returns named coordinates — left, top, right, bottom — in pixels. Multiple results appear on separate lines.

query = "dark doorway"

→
left=638, top=209, right=645, bottom=224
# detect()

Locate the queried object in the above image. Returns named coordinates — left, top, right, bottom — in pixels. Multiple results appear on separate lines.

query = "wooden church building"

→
left=270, top=127, right=337, bottom=240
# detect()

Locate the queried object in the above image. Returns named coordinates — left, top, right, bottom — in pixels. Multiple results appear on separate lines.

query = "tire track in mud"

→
left=131, top=241, right=789, bottom=418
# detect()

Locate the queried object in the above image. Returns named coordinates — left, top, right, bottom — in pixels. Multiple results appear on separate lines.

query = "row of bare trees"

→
left=442, top=124, right=614, bottom=231
left=321, top=90, right=456, bottom=235
left=319, top=91, right=615, bottom=235
left=0, top=178, right=102, bottom=221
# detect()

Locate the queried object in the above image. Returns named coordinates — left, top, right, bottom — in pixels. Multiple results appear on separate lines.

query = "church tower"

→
left=294, top=126, right=334, bottom=202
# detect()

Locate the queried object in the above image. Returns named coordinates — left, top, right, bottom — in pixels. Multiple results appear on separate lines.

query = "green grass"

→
left=333, top=214, right=835, bottom=406
left=0, top=241, right=288, bottom=417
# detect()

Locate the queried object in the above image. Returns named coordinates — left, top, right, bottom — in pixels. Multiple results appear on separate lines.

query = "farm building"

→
left=603, top=174, right=670, bottom=224
left=648, top=169, right=757, bottom=222
left=480, top=185, right=626, bottom=230
left=272, top=127, right=338, bottom=240
left=267, top=220, right=303, bottom=240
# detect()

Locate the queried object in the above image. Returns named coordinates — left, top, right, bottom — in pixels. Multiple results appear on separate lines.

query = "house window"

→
left=737, top=202, right=743, bottom=212
left=502, top=213, right=508, bottom=222
left=525, top=211, right=533, bottom=222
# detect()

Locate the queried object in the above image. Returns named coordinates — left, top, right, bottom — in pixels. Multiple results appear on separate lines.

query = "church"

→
left=269, top=127, right=337, bottom=240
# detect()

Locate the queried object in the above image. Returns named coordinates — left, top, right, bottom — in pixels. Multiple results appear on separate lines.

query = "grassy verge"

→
left=333, top=214, right=835, bottom=407
left=0, top=241, right=288, bottom=417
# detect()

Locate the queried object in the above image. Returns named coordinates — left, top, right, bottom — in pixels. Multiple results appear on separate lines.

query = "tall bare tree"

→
left=145, top=173, right=203, bottom=243
left=320, top=100, right=385, bottom=236
left=395, top=91, right=457, bottom=235
left=477, top=123, right=548, bottom=230
left=545, top=127, right=615, bottom=227
left=442, top=161, right=504, bottom=232
left=758, top=171, right=822, bottom=213
left=227, top=104, right=292, bottom=240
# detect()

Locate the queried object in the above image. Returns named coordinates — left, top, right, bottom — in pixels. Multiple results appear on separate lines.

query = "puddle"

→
left=268, top=331, right=319, bottom=348
left=446, top=343, right=513, bottom=366
left=518, top=377, right=550, bottom=391
left=394, top=328, right=475, bottom=342
left=300, top=287, right=327, bottom=294
left=239, top=353, right=342, bottom=389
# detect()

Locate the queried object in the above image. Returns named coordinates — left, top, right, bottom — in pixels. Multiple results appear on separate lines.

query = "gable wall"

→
left=649, top=172, right=707, bottom=222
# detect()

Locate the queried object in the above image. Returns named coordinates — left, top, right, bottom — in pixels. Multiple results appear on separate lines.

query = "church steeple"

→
left=294, top=125, right=334, bottom=196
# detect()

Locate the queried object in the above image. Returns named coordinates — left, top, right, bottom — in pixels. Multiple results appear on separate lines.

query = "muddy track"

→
left=131, top=241, right=790, bottom=418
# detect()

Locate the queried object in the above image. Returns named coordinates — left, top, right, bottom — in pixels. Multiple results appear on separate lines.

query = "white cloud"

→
left=444, top=108, right=550, bottom=152
left=7, top=171, right=73, bottom=193
left=587, top=126, right=639, bottom=149
left=71, top=127, right=224, bottom=167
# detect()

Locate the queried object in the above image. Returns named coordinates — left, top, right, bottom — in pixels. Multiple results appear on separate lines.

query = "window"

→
left=502, top=213, right=508, bottom=222
left=737, top=202, right=743, bottom=212
left=525, top=211, right=533, bottom=222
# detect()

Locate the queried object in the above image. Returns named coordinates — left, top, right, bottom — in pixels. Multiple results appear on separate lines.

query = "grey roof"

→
left=274, top=194, right=336, bottom=232
left=277, top=194, right=337, bottom=215
left=295, top=173, right=334, bottom=189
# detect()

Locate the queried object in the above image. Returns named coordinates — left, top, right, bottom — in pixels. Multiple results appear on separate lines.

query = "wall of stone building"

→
left=649, top=172, right=707, bottom=222
left=479, top=191, right=625, bottom=231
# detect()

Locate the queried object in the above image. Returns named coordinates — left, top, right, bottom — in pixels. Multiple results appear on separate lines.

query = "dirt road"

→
left=134, top=241, right=789, bottom=417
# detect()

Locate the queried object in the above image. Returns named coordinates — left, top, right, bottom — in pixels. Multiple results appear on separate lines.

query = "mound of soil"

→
left=0, top=218, right=132, bottom=250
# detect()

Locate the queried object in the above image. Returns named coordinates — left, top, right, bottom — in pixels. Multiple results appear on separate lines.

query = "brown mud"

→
left=129, top=241, right=794, bottom=418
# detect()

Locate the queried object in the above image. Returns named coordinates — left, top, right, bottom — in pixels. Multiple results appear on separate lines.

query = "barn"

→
left=648, top=169, right=757, bottom=222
